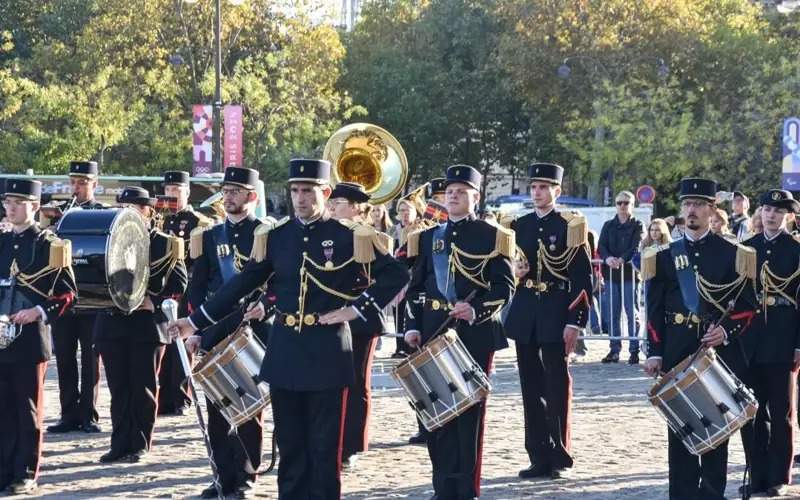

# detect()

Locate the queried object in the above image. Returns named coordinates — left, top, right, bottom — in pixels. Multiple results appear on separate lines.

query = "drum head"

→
left=106, top=208, right=150, bottom=312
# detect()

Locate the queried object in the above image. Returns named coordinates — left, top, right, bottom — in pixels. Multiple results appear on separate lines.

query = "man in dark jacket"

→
left=598, top=190, right=644, bottom=364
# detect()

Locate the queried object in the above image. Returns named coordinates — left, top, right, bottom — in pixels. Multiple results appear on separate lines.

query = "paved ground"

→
left=23, top=340, right=800, bottom=499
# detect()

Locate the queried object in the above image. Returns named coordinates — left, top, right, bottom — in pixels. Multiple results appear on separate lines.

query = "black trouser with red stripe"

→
left=748, top=362, right=795, bottom=491
left=157, top=344, right=193, bottom=413
left=207, top=399, right=263, bottom=493
left=516, top=341, right=573, bottom=470
left=0, top=361, right=46, bottom=489
left=271, top=387, right=347, bottom=499
left=342, top=334, right=378, bottom=460
left=52, top=313, right=100, bottom=425
left=426, top=353, right=492, bottom=500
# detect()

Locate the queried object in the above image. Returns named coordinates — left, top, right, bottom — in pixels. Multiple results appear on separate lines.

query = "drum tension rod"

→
left=462, top=370, right=476, bottom=381
left=221, top=397, right=234, bottom=407
left=413, top=401, right=426, bottom=412
left=679, top=424, right=694, bottom=438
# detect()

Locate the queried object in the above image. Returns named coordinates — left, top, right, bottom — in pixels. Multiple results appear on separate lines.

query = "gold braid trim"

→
left=252, top=217, right=290, bottom=263
left=449, top=244, right=493, bottom=290
left=189, top=226, right=207, bottom=260
left=695, top=272, right=748, bottom=314
left=760, top=262, right=800, bottom=321
left=407, top=228, right=424, bottom=258
left=297, top=253, right=359, bottom=332
left=495, top=226, right=515, bottom=258
left=736, top=244, right=757, bottom=281
left=49, top=238, right=72, bottom=269
left=537, top=242, right=581, bottom=283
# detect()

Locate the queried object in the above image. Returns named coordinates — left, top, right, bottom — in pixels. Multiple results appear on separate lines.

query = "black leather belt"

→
left=666, top=312, right=701, bottom=325
left=276, top=311, right=320, bottom=328
left=425, top=298, right=454, bottom=311
left=520, top=279, right=567, bottom=293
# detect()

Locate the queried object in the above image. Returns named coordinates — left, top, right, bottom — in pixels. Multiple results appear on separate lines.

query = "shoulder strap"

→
left=212, top=224, right=237, bottom=283
left=669, top=238, right=700, bottom=314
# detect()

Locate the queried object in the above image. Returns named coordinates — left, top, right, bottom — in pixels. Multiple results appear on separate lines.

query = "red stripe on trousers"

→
left=33, top=361, right=47, bottom=480
left=362, top=336, right=378, bottom=451
left=473, top=352, right=494, bottom=496
left=149, top=345, right=167, bottom=449
left=337, top=387, right=350, bottom=477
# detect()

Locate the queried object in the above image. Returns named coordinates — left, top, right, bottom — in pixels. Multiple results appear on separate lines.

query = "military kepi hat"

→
left=223, top=167, right=259, bottom=190
left=679, top=178, right=717, bottom=201
left=528, top=162, right=564, bottom=186
left=445, top=165, right=481, bottom=191
left=164, top=171, right=190, bottom=186
left=4, top=179, right=42, bottom=201
left=330, top=182, right=370, bottom=203
left=117, top=186, right=155, bottom=207
left=760, top=189, right=800, bottom=213
left=428, top=178, right=447, bottom=197
left=69, top=160, right=99, bottom=178
left=288, top=159, right=331, bottom=185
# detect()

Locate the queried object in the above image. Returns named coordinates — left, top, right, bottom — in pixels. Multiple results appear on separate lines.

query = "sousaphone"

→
left=323, top=123, right=408, bottom=205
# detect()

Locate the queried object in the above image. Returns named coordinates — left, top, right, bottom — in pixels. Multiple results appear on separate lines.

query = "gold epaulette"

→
left=337, top=218, right=359, bottom=230
left=196, top=212, right=214, bottom=229
left=351, top=223, right=393, bottom=264
left=735, top=243, right=757, bottom=280
left=406, top=227, right=426, bottom=258
left=640, top=246, right=658, bottom=281
left=494, top=225, right=515, bottom=258
left=561, top=210, right=587, bottom=247
left=48, top=237, right=72, bottom=269
left=377, top=231, right=394, bottom=255
left=168, top=234, right=185, bottom=261
left=189, top=225, right=210, bottom=260
left=252, top=216, right=290, bottom=263
left=500, top=214, right=516, bottom=230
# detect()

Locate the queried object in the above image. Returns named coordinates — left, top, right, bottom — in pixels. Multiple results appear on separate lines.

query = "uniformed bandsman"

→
left=93, top=187, right=188, bottom=464
left=328, top=181, right=391, bottom=470
left=48, top=160, right=106, bottom=434
left=404, top=165, right=515, bottom=499
left=643, top=177, right=758, bottom=500
left=158, top=170, right=213, bottom=416
left=502, top=162, right=592, bottom=481
left=0, top=179, right=77, bottom=495
left=170, top=159, right=408, bottom=499
left=182, top=167, right=269, bottom=499
left=739, top=189, right=800, bottom=497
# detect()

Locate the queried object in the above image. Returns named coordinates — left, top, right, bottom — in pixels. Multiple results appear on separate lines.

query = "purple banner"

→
left=192, top=105, right=213, bottom=175
left=224, top=105, right=243, bottom=168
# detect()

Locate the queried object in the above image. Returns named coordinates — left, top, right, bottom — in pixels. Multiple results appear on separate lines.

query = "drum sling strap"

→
left=669, top=238, right=700, bottom=315
left=432, top=223, right=457, bottom=303
left=212, top=224, right=238, bottom=283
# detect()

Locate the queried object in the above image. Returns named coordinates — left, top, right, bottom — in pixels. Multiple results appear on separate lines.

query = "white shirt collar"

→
left=684, top=228, right=710, bottom=242
left=534, top=206, right=554, bottom=218
left=764, top=229, right=785, bottom=241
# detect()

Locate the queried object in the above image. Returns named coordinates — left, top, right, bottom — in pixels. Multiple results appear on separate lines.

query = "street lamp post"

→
left=214, top=0, right=223, bottom=172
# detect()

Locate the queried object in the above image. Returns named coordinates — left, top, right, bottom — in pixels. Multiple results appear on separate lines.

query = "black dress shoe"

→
left=551, top=467, right=571, bottom=480
left=47, top=420, right=81, bottom=433
left=200, top=483, right=226, bottom=499
left=767, top=484, right=790, bottom=497
left=99, top=449, right=130, bottom=463
left=128, top=449, right=148, bottom=463
left=82, top=421, right=102, bottom=433
left=628, top=352, right=640, bottom=365
left=8, top=479, right=38, bottom=495
left=601, top=352, right=619, bottom=363
left=518, top=463, right=551, bottom=479
left=232, top=481, right=255, bottom=499
left=408, top=432, right=427, bottom=445
left=739, top=484, right=767, bottom=496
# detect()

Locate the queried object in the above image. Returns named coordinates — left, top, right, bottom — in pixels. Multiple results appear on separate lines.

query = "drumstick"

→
left=425, top=290, right=478, bottom=344
left=161, top=299, right=225, bottom=500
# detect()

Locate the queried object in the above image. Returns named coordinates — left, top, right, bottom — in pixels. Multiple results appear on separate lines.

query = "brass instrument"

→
left=199, top=191, right=226, bottom=221
left=323, top=123, right=408, bottom=205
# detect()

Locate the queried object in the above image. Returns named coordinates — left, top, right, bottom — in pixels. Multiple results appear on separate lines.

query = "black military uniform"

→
left=94, top=187, right=188, bottom=464
left=0, top=180, right=78, bottom=495
left=186, top=167, right=270, bottom=498
left=740, top=189, right=800, bottom=495
left=158, top=170, right=213, bottom=416
left=502, top=163, right=592, bottom=480
left=187, top=159, right=408, bottom=499
left=405, top=165, right=514, bottom=499
left=331, top=182, right=392, bottom=466
left=643, top=178, right=758, bottom=500
left=49, top=161, right=106, bottom=434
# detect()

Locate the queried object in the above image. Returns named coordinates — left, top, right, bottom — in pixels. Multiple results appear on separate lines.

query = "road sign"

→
left=636, top=185, right=656, bottom=204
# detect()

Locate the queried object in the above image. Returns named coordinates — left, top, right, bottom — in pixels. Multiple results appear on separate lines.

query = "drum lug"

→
left=700, top=416, right=712, bottom=428
left=447, top=382, right=459, bottom=393
left=717, top=402, right=730, bottom=414
left=462, top=370, right=476, bottom=382
left=412, top=400, right=426, bottom=412
left=251, top=375, right=262, bottom=385
left=235, top=386, right=247, bottom=397
left=679, top=423, right=693, bottom=438
left=221, top=396, right=234, bottom=408
left=427, top=391, right=439, bottom=403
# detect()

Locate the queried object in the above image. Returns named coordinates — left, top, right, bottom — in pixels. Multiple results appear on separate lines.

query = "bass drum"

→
left=56, top=208, right=150, bottom=313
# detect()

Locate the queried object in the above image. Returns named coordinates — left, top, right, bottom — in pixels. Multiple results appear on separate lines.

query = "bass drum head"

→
left=106, top=208, right=150, bottom=312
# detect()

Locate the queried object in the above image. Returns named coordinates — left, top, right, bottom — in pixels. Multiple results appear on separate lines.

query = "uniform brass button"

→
left=452, top=231, right=457, bottom=236
left=539, top=228, right=543, bottom=232
left=693, top=265, right=698, bottom=270
left=694, top=252, right=699, bottom=257
left=234, top=233, right=238, bottom=238
left=766, top=250, right=771, bottom=254
left=303, top=237, right=309, bottom=242
left=13, top=245, right=18, bottom=249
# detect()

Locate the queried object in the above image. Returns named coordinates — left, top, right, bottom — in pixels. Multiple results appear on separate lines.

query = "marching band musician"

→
left=184, top=167, right=269, bottom=499
left=642, top=178, right=758, bottom=500
left=501, top=163, right=592, bottom=481
left=0, top=179, right=77, bottom=495
left=158, top=170, right=213, bottom=416
left=404, top=165, right=515, bottom=500
left=740, top=189, right=800, bottom=497
left=328, top=181, right=391, bottom=470
left=94, top=187, right=188, bottom=464
left=170, top=159, right=408, bottom=499
left=428, top=177, right=447, bottom=204
left=48, top=161, right=107, bottom=434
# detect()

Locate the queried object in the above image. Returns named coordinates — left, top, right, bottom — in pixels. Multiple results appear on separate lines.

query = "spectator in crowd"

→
left=745, top=206, right=764, bottom=238
left=664, top=215, right=686, bottom=240
left=710, top=208, right=735, bottom=239
left=598, top=190, right=644, bottom=364
left=641, top=218, right=673, bottom=248
left=369, top=203, right=394, bottom=234
left=730, top=191, right=751, bottom=240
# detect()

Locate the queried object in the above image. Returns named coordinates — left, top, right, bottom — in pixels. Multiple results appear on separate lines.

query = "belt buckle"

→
left=674, top=313, right=685, bottom=324
left=690, top=314, right=700, bottom=324
left=431, top=300, right=441, bottom=311
left=766, top=296, right=776, bottom=306
left=284, top=314, right=297, bottom=327
left=303, top=314, right=316, bottom=326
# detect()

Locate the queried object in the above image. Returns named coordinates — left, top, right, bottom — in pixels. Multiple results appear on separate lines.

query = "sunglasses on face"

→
left=616, top=200, right=630, bottom=206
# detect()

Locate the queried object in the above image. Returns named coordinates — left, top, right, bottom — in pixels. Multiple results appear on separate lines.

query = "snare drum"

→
left=57, top=208, right=150, bottom=312
left=392, top=329, right=491, bottom=432
left=193, top=325, right=270, bottom=429
left=0, top=315, right=17, bottom=350
left=648, top=347, right=758, bottom=456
